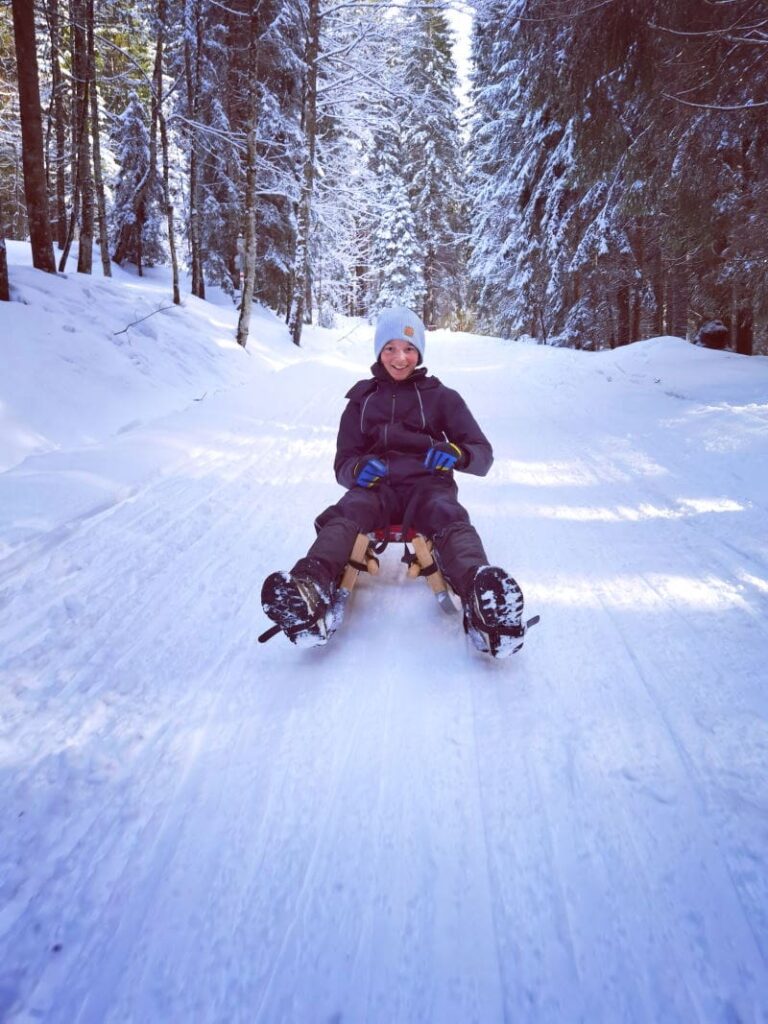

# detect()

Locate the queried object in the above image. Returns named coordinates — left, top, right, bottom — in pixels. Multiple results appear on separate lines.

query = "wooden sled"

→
left=339, top=525, right=457, bottom=615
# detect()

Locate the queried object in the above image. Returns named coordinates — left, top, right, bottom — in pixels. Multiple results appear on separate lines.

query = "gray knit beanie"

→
left=374, top=307, right=426, bottom=362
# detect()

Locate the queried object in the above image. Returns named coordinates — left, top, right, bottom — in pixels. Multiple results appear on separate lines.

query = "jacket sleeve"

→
left=334, top=398, right=371, bottom=488
left=439, top=387, right=494, bottom=477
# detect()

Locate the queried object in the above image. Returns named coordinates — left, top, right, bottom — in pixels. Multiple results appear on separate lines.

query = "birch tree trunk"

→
left=156, top=0, right=179, bottom=304
left=75, top=0, right=94, bottom=274
left=11, top=0, right=56, bottom=273
left=87, top=0, right=111, bottom=277
left=184, top=0, right=205, bottom=299
left=289, top=0, right=320, bottom=347
left=236, top=11, right=261, bottom=348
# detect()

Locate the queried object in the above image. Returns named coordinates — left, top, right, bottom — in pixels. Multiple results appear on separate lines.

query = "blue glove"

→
left=424, top=441, right=464, bottom=472
left=355, top=456, right=388, bottom=488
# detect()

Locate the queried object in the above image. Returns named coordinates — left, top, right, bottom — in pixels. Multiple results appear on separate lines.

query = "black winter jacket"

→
left=335, top=363, right=494, bottom=489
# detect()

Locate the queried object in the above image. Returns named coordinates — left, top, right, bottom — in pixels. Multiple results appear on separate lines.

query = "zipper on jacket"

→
left=415, top=386, right=426, bottom=428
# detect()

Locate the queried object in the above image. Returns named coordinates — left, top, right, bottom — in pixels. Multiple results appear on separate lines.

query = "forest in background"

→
left=471, top=0, right=768, bottom=355
left=1, top=0, right=766, bottom=354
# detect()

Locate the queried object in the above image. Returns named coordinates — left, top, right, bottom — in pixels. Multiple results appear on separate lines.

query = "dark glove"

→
left=354, top=456, right=388, bottom=488
left=424, top=441, right=465, bottom=472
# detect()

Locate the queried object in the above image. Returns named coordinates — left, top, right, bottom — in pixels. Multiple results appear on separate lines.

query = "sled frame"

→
left=339, top=527, right=457, bottom=614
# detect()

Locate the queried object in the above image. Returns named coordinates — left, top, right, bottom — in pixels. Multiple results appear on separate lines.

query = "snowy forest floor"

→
left=2, top=245, right=768, bottom=1022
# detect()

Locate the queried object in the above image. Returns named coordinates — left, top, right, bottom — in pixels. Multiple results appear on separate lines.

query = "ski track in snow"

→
left=1, top=326, right=768, bottom=1022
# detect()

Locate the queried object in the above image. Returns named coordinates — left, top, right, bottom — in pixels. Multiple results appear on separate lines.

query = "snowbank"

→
left=0, top=241, right=282, bottom=472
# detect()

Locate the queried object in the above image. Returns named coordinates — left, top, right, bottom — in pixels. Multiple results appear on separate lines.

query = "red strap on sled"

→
left=372, top=523, right=418, bottom=543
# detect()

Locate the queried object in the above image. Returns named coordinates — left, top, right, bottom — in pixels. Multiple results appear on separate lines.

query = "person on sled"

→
left=261, top=306, right=531, bottom=657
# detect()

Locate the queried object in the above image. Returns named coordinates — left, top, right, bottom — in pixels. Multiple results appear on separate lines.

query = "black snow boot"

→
left=462, top=566, right=527, bottom=658
left=261, top=560, right=337, bottom=648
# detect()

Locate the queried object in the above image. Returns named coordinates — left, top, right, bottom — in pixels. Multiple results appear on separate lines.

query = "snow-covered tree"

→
left=468, top=0, right=768, bottom=353
left=370, top=171, right=425, bottom=313
left=111, top=91, right=164, bottom=270
left=310, top=1, right=388, bottom=320
left=400, top=1, right=467, bottom=326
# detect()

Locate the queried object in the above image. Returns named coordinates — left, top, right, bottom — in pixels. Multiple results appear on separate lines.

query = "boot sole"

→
left=467, top=566, right=525, bottom=658
left=261, top=571, right=330, bottom=647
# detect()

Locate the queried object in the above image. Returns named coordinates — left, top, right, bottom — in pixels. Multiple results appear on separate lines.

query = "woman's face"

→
left=380, top=339, right=420, bottom=381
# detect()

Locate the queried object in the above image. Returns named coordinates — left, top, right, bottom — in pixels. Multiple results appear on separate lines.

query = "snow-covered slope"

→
left=2, top=251, right=768, bottom=1022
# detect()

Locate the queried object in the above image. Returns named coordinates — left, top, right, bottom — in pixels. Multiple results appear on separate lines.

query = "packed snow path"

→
left=2, top=323, right=768, bottom=1022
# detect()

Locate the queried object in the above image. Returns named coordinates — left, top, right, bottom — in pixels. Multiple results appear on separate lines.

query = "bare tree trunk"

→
left=89, top=11, right=111, bottom=277
left=58, top=166, right=81, bottom=271
left=156, top=0, right=179, bottom=304
left=236, top=123, right=258, bottom=348
left=185, top=0, right=205, bottom=298
left=735, top=300, right=753, bottom=356
left=668, top=258, right=689, bottom=339
left=423, top=245, right=436, bottom=327
left=158, top=108, right=180, bottom=304
left=0, top=234, right=10, bottom=300
left=289, top=0, right=320, bottom=346
left=236, top=11, right=261, bottom=348
left=630, top=219, right=643, bottom=342
left=58, top=0, right=89, bottom=272
left=630, top=286, right=641, bottom=343
left=284, top=279, right=293, bottom=325
left=46, top=0, right=68, bottom=248
left=75, top=0, right=93, bottom=274
left=616, top=281, right=630, bottom=346
left=650, top=243, right=663, bottom=336
left=11, top=0, right=56, bottom=273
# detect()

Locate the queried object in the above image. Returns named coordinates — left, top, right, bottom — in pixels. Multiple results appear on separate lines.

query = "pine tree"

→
left=370, top=156, right=425, bottom=313
left=468, top=0, right=768, bottom=352
left=310, top=1, right=383, bottom=320
left=250, top=0, right=305, bottom=317
left=400, top=2, right=466, bottom=326
left=44, top=0, right=68, bottom=249
left=234, top=0, right=306, bottom=344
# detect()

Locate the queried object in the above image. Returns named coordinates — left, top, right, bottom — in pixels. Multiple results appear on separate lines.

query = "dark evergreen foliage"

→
left=468, top=0, right=768, bottom=353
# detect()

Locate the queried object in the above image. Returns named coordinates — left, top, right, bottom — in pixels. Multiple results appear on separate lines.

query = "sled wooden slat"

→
left=411, top=534, right=450, bottom=597
left=341, top=531, right=452, bottom=607
left=339, top=533, right=371, bottom=591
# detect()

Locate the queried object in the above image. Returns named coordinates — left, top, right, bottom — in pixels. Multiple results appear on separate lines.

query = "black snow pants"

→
left=292, top=477, right=488, bottom=599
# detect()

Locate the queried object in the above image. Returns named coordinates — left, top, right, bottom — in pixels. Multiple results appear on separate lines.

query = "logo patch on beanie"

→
left=403, top=325, right=415, bottom=338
